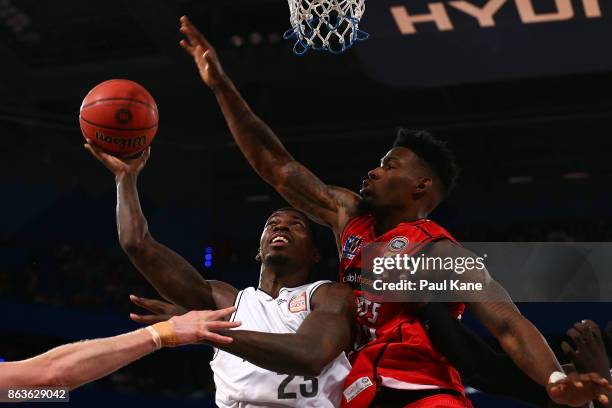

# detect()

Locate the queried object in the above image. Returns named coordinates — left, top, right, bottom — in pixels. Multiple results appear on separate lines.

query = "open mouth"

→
left=269, top=234, right=291, bottom=247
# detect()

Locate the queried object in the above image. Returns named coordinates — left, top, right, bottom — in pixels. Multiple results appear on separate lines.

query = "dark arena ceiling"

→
left=0, top=0, right=611, bottom=208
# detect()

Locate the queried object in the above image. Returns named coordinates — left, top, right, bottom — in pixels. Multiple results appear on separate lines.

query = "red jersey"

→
left=339, top=215, right=465, bottom=407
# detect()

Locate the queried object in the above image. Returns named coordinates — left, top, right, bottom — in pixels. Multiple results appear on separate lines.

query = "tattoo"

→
left=213, top=76, right=360, bottom=236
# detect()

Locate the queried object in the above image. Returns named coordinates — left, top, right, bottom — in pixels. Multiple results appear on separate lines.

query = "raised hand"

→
left=169, top=307, right=241, bottom=346
left=562, top=320, right=611, bottom=381
left=179, top=15, right=226, bottom=89
left=547, top=371, right=612, bottom=406
left=84, top=140, right=150, bottom=178
left=130, top=294, right=188, bottom=325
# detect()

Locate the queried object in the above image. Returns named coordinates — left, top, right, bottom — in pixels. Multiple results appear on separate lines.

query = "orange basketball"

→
left=79, top=79, right=158, bottom=157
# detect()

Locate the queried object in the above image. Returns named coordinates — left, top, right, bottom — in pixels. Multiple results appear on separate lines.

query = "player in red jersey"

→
left=338, top=213, right=467, bottom=407
left=179, top=15, right=611, bottom=408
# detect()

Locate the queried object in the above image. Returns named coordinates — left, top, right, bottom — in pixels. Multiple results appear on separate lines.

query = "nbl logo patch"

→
left=342, top=235, right=364, bottom=260
left=288, top=292, right=307, bottom=313
left=383, top=236, right=410, bottom=258
left=387, top=236, right=409, bottom=252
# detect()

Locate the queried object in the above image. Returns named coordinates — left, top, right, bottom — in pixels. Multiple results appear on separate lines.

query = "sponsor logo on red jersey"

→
left=342, top=235, right=364, bottom=260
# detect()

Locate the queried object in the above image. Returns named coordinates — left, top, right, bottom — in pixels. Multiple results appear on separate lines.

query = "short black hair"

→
left=267, top=207, right=319, bottom=248
left=393, top=128, right=459, bottom=198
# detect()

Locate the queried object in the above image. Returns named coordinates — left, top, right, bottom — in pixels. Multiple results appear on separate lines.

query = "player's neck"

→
left=372, top=206, right=428, bottom=236
left=258, top=266, right=309, bottom=298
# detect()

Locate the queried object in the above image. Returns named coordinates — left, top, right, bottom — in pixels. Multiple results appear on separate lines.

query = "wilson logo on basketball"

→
left=95, top=131, right=146, bottom=150
left=288, top=292, right=307, bottom=313
left=115, top=109, right=132, bottom=125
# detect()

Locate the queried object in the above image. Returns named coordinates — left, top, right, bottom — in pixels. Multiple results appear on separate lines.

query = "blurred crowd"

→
left=1, top=217, right=611, bottom=313
left=0, top=237, right=153, bottom=313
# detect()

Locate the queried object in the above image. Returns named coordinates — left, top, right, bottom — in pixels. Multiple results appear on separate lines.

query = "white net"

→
left=284, top=0, right=369, bottom=55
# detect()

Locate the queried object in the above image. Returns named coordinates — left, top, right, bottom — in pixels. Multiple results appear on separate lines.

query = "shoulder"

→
left=329, top=185, right=361, bottom=212
left=425, top=240, right=491, bottom=284
left=328, top=185, right=365, bottom=229
left=238, top=286, right=257, bottom=297
left=415, top=220, right=457, bottom=242
left=310, top=282, right=355, bottom=311
left=341, top=214, right=374, bottom=237
left=426, top=239, right=470, bottom=257
left=208, top=280, right=240, bottom=309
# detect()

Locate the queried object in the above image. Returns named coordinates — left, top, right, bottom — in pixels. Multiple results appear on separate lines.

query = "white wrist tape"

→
left=548, top=371, right=568, bottom=384
left=146, top=326, right=162, bottom=350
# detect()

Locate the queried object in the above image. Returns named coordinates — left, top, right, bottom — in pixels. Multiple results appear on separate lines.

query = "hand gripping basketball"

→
left=179, top=15, right=226, bottom=90
left=84, top=140, right=150, bottom=179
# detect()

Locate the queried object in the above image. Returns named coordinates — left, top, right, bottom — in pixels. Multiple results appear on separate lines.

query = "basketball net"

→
left=284, top=0, right=369, bottom=55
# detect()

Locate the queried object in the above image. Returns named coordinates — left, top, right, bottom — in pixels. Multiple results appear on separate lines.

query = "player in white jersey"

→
left=211, top=281, right=351, bottom=407
left=85, top=142, right=356, bottom=407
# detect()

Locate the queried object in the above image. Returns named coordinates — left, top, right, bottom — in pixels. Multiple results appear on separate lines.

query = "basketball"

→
left=79, top=79, right=158, bottom=157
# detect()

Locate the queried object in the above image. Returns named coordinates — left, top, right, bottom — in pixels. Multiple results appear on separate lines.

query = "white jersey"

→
left=210, top=281, right=351, bottom=408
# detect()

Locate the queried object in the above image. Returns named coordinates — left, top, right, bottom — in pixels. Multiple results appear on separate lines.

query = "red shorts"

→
left=403, top=394, right=474, bottom=408
left=366, top=388, right=474, bottom=408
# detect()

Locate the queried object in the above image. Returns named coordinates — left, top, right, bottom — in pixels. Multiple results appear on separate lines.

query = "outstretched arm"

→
left=0, top=307, right=239, bottom=389
left=427, top=240, right=611, bottom=407
left=562, top=320, right=612, bottom=407
left=84, top=143, right=237, bottom=311
left=417, top=303, right=550, bottom=407
left=128, top=294, right=188, bottom=325
left=212, top=283, right=355, bottom=375
left=179, top=16, right=360, bottom=242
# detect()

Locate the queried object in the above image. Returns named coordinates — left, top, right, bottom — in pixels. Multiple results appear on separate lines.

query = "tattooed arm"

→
left=427, top=240, right=612, bottom=407
left=178, top=15, right=361, bottom=245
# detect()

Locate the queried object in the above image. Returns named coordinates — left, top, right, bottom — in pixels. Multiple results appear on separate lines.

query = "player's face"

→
left=360, top=147, right=430, bottom=210
left=258, top=210, right=318, bottom=266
